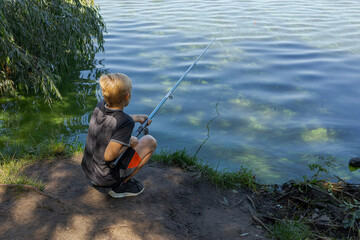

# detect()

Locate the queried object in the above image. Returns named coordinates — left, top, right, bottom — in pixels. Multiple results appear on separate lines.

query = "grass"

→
left=0, top=158, right=45, bottom=191
left=271, top=220, right=311, bottom=240
left=152, top=149, right=258, bottom=191
left=1, top=139, right=257, bottom=192
left=1, top=142, right=257, bottom=192
left=0, top=136, right=84, bottom=190
left=1, top=136, right=84, bottom=161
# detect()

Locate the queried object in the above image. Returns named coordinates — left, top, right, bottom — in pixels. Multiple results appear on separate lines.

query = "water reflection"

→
left=1, top=0, right=360, bottom=183
left=0, top=66, right=106, bottom=149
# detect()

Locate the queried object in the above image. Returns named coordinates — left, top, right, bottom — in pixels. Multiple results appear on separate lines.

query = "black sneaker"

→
left=108, top=178, right=144, bottom=198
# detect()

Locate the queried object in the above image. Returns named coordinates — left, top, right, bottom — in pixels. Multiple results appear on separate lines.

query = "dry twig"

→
left=246, top=195, right=256, bottom=210
left=252, top=214, right=272, bottom=233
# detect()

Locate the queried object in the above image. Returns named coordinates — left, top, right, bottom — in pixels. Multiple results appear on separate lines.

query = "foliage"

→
left=294, top=155, right=336, bottom=189
left=259, top=155, right=360, bottom=239
left=0, top=0, right=105, bottom=103
left=341, top=199, right=360, bottom=233
left=152, top=149, right=258, bottom=191
left=308, top=155, right=335, bottom=180
left=271, top=220, right=310, bottom=240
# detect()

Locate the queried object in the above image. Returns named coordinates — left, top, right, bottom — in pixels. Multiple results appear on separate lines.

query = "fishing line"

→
left=110, top=38, right=216, bottom=168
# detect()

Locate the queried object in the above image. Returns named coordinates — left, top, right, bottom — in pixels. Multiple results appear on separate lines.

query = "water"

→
left=1, top=0, right=360, bottom=184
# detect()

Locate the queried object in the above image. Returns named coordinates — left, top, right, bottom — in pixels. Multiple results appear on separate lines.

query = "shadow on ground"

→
left=0, top=155, right=266, bottom=240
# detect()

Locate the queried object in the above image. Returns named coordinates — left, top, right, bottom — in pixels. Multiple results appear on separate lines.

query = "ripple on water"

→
left=76, top=0, right=360, bottom=183
left=2, top=0, right=359, bottom=183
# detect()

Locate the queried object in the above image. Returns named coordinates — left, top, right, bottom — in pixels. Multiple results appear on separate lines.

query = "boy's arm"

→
left=104, top=137, right=139, bottom=162
left=104, top=142, right=126, bottom=162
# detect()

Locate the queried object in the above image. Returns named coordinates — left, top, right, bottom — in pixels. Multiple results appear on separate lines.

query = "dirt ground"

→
left=0, top=155, right=267, bottom=240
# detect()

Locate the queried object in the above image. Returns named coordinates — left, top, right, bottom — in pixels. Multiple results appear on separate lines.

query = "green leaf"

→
left=1, top=0, right=105, bottom=103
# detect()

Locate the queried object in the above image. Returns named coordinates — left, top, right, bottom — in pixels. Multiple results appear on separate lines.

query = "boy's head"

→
left=99, top=73, right=132, bottom=107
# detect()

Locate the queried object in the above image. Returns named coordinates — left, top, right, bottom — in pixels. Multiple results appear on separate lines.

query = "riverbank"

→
left=156, top=152, right=360, bottom=239
left=0, top=154, right=266, bottom=240
left=0, top=139, right=360, bottom=240
left=0, top=146, right=359, bottom=239
left=255, top=177, right=360, bottom=239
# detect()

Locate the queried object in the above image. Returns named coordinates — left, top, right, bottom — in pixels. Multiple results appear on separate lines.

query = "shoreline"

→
left=153, top=150, right=360, bottom=239
left=1, top=145, right=359, bottom=239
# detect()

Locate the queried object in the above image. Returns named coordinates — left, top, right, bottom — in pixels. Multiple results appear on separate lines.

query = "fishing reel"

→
left=143, top=126, right=149, bottom=135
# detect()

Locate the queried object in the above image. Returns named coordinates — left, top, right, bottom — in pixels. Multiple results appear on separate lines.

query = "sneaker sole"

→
left=108, top=187, right=145, bottom=199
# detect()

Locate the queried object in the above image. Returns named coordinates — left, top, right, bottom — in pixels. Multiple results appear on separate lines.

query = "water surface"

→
left=1, top=0, right=360, bottom=183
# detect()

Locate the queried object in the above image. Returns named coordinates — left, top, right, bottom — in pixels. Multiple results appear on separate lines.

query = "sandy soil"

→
left=0, top=155, right=267, bottom=240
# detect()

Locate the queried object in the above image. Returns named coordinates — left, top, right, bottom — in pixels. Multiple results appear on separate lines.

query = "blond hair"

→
left=99, top=73, right=132, bottom=106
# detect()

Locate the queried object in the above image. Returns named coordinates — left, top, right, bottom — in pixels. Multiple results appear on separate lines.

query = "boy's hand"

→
left=144, top=117, right=152, bottom=126
left=130, top=136, right=138, bottom=148
left=132, top=114, right=152, bottom=126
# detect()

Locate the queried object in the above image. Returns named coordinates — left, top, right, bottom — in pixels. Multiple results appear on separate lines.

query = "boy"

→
left=81, top=73, right=157, bottom=198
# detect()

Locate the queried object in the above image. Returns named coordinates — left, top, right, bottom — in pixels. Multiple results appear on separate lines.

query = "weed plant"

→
left=263, top=155, right=360, bottom=239
left=152, top=149, right=258, bottom=191
left=0, top=0, right=105, bottom=103
left=271, top=220, right=310, bottom=240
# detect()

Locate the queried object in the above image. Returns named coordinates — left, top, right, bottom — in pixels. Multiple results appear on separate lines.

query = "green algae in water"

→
left=349, top=165, right=360, bottom=172
left=0, top=76, right=100, bottom=150
left=301, top=128, right=336, bottom=143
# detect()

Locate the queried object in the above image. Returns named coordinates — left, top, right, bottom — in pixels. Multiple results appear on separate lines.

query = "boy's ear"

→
left=125, top=93, right=130, bottom=100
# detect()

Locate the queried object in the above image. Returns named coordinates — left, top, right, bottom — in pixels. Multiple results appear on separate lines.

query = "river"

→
left=1, top=0, right=360, bottom=184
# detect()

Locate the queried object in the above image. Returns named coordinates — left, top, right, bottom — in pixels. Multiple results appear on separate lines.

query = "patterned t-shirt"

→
left=81, top=100, right=135, bottom=186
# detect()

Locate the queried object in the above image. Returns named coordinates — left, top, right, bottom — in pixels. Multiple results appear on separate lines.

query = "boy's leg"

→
left=108, top=135, right=156, bottom=198
left=122, top=135, right=157, bottom=183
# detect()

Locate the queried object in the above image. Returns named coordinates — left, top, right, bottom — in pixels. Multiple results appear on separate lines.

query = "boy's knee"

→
left=142, top=135, right=157, bottom=151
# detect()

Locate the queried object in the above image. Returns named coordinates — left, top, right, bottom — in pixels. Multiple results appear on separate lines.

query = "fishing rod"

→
left=110, top=38, right=216, bottom=168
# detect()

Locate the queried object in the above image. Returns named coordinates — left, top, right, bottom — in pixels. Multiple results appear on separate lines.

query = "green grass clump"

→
left=152, top=149, right=258, bottom=191
left=35, top=137, right=83, bottom=159
left=0, top=158, right=45, bottom=191
left=0, top=0, right=105, bottom=103
left=1, top=137, right=84, bottom=161
left=271, top=220, right=311, bottom=240
left=0, top=136, right=84, bottom=190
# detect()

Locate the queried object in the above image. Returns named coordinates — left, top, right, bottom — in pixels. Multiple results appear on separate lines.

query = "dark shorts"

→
left=112, top=147, right=142, bottom=182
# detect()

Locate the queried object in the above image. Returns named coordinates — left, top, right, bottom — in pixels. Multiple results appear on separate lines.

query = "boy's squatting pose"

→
left=81, top=73, right=157, bottom=198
